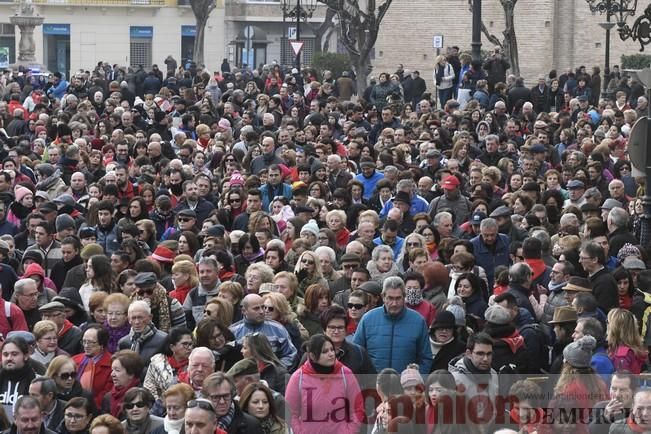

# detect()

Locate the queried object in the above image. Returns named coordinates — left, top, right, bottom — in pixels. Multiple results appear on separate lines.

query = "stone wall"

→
left=373, top=0, right=651, bottom=87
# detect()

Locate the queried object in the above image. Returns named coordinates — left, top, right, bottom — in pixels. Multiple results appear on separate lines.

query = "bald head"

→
left=241, top=294, right=265, bottom=324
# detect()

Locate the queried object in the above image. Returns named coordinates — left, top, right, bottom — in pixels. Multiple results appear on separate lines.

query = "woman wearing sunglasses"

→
left=46, top=355, right=94, bottom=403
left=121, top=387, right=163, bottom=434
left=294, top=251, right=328, bottom=298
left=143, top=326, right=194, bottom=416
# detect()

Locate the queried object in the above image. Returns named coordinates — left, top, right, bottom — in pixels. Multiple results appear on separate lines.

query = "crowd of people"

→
left=0, top=46, right=649, bottom=434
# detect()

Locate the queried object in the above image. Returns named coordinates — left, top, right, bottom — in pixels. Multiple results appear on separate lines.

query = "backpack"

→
left=519, top=323, right=552, bottom=373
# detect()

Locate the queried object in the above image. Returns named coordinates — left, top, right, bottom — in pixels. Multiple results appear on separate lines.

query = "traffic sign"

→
left=290, top=40, right=304, bottom=56
left=433, top=34, right=444, bottom=49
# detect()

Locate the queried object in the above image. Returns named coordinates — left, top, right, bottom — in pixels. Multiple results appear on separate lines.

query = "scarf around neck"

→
left=163, top=417, right=184, bottom=434
left=106, top=320, right=131, bottom=353
left=110, top=376, right=140, bottom=417
left=129, top=323, right=156, bottom=354
left=217, top=402, right=236, bottom=431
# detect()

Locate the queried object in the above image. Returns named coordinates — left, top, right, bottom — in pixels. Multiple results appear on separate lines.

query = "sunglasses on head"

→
left=124, top=401, right=147, bottom=410
left=187, top=399, right=217, bottom=413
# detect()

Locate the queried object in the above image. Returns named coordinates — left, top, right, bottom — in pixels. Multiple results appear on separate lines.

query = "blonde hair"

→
left=607, top=308, right=646, bottom=354
left=205, top=297, right=234, bottom=326
left=103, top=292, right=131, bottom=311
left=45, top=355, right=76, bottom=379
left=262, top=292, right=294, bottom=324
left=217, top=281, right=244, bottom=303
left=326, top=210, right=346, bottom=224
left=89, top=291, right=109, bottom=313
left=171, top=260, right=199, bottom=288
left=33, top=320, right=58, bottom=340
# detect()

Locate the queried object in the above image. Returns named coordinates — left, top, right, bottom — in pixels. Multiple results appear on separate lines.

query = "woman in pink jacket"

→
left=285, top=334, right=365, bottom=434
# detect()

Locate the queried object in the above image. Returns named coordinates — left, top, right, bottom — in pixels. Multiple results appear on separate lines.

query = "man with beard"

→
left=94, top=200, right=119, bottom=256
left=490, top=205, right=527, bottom=242
left=166, top=168, right=185, bottom=208
left=114, top=165, right=136, bottom=201
left=174, top=181, right=215, bottom=226
left=68, top=172, right=88, bottom=201
left=0, top=337, right=37, bottom=423
left=115, top=142, right=132, bottom=167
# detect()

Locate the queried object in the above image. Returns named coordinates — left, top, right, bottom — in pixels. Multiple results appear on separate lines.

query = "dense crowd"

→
left=0, top=46, right=650, bottom=434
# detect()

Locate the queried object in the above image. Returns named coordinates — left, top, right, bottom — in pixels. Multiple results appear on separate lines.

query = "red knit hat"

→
left=151, top=246, right=175, bottom=263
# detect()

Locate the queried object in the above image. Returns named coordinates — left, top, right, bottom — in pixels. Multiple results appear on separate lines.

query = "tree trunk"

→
left=502, top=0, right=519, bottom=76
left=353, top=55, right=370, bottom=97
left=193, top=16, right=208, bottom=66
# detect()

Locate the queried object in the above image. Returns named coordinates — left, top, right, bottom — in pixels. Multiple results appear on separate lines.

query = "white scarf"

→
left=163, top=417, right=184, bottom=434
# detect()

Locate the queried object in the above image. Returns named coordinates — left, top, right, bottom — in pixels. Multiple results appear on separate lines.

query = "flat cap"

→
left=39, top=301, right=66, bottom=312
left=359, top=281, right=382, bottom=296
left=226, top=358, right=258, bottom=378
left=567, top=180, right=585, bottom=189
left=133, top=272, right=158, bottom=287
left=489, top=205, right=513, bottom=218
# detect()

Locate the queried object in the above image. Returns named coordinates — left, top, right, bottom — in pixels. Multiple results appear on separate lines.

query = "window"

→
left=130, top=26, right=153, bottom=68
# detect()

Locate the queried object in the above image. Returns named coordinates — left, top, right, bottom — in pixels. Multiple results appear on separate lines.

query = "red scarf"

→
left=627, top=416, right=649, bottom=433
left=170, top=284, right=192, bottom=304
left=110, top=377, right=140, bottom=417
left=58, top=319, right=74, bottom=337
left=167, top=356, right=188, bottom=374
left=619, top=293, right=633, bottom=309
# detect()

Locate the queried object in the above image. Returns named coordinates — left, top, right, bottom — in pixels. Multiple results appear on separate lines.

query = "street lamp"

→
left=280, top=0, right=318, bottom=71
left=585, top=0, right=637, bottom=98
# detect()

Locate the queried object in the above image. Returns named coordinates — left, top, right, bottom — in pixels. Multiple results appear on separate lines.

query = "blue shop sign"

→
left=43, top=24, right=70, bottom=36
left=182, top=25, right=196, bottom=37
left=130, top=26, right=153, bottom=38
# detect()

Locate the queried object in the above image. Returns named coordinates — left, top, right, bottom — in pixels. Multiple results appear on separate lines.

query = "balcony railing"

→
left=20, top=0, right=166, bottom=6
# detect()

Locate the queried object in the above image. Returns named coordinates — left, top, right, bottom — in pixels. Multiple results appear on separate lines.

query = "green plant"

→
left=621, top=54, right=651, bottom=70
left=311, top=52, right=351, bottom=79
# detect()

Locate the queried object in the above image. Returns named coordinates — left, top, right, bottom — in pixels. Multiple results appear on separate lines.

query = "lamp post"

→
left=471, top=0, right=482, bottom=64
left=585, top=0, right=638, bottom=98
left=280, top=0, right=317, bottom=71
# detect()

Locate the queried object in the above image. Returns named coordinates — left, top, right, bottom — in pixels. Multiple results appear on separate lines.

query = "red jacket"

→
left=0, top=299, right=29, bottom=338
left=72, top=351, right=113, bottom=408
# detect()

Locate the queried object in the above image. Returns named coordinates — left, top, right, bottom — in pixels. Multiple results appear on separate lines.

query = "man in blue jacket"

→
left=354, top=159, right=384, bottom=201
left=259, top=164, right=292, bottom=211
left=353, top=276, right=432, bottom=374
left=471, top=217, right=510, bottom=288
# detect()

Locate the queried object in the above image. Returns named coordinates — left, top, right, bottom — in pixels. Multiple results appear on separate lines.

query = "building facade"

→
left=372, top=0, right=649, bottom=85
left=0, top=0, right=226, bottom=75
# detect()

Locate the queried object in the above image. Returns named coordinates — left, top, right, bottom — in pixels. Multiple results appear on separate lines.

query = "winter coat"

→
left=448, top=356, right=499, bottom=424
left=470, top=233, right=510, bottom=288
left=229, top=319, right=298, bottom=370
left=142, top=353, right=182, bottom=403
left=429, top=336, right=466, bottom=372
left=353, top=305, right=433, bottom=374
left=366, top=260, right=400, bottom=285
left=117, top=327, right=168, bottom=368
left=507, top=284, right=536, bottom=319
left=72, top=351, right=112, bottom=409
left=589, top=268, right=619, bottom=313
left=286, top=360, right=364, bottom=434
left=484, top=323, right=530, bottom=374
left=609, top=345, right=647, bottom=374
left=461, top=290, right=488, bottom=320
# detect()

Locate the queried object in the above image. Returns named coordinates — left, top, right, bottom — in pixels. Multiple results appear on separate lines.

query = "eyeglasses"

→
left=64, top=413, right=87, bottom=420
left=108, top=311, right=126, bottom=317
left=136, top=287, right=155, bottom=296
left=187, top=399, right=216, bottom=413
left=407, top=242, right=421, bottom=247
left=124, top=401, right=147, bottom=410
left=326, top=325, right=346, bottom=332
left=263, top=305, right=275, bottom=312
left=82, top=340, right=98, bottom=346
left=301, top=259, right=315, bottom=265
left=347, top=303, right=365, bottom=310
left=179, top=341, right=194, bottom=348
left=178, top=217, right=193, bottom=223
left=59, top=372, right=75, bottom=380
left=208, top=393, right=232, bottom=403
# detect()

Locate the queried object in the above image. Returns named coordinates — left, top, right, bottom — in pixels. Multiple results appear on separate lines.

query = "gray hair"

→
left=198, top=256, right=219, bottom=269
left=485, top=134, right=500, bottom=144
left=559, top=213, right=579, bottom=227
left=372, top=244, right=394, bottom=262
left=245, top=262, right=275, bottom=283
left=433, top=211, right=453, bottom=226
left=315, top=246, right=337, bottom=264
left=608, top=207, right=629, bottom=229
left=396, top=178, right=415, bottom=192
left=189, top=346, right=215, bottom=365
left=128, top=300, right=151, bottom=316
left=509, top=263, right=532, bottom=286
left=14, top=278, right=37, bottom=295
left=383, top=276, right=405, bottom=295
left=480, top=217, right=498, bottom=231
left=531, top=229, right=552, bottom=254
